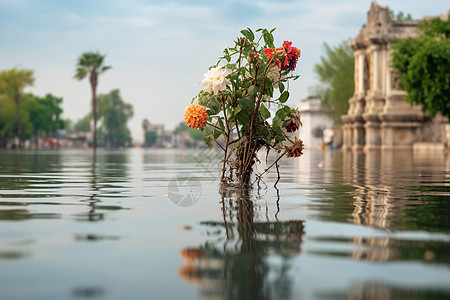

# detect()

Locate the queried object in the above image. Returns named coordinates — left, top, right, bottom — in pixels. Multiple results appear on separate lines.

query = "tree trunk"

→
left=15, top=94, right=21, bottom=152
left=90, top=72, right=98, bottom=154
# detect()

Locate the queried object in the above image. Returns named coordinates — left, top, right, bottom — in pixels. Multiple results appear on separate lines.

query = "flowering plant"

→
left=184, top=28, right=304, bottom=186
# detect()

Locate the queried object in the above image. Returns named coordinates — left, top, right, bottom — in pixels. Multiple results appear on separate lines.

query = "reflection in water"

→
left=0, top=149, right=449, bottom=299
left=0, top=150, right=132, bottom=224
left=319, top=281, right=450, bottom=300
left=178, top=187, right=305, bottom=300
left=301, top=149, right=450, bottom=266
left=342, top=150, right=450, bottom=232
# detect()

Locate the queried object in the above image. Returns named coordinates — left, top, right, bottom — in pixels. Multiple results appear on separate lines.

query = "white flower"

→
left=201, top=66, right=231, bottom=95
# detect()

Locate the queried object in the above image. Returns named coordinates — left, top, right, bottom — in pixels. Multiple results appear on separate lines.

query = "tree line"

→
left=0, top=52, right=134, bottom=150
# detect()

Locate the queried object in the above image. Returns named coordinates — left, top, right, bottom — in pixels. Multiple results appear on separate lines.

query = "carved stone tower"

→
left=342, top=2, right=425, bottom=150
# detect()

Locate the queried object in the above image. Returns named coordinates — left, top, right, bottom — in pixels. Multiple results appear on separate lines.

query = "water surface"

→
left=0, top=148, right=449, bottom=299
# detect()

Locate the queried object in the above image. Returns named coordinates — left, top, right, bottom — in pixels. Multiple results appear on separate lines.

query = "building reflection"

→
left=339, top=149, right=449, bottom=263
left=178, top=187, right=305, bottom=299
left=319, top=280, right=450, bottom=300
left=290, top=149, right=450, bottom=264
left=342, top=149, right=450, bottom=230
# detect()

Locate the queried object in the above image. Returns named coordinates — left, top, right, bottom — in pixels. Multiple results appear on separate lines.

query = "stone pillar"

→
left=341, top=115, right=353, bottom=150
left=363, top=44, right=385, bottom=149
left=342, top=50, right=365, bottom=150
left=352, top=115, right=365, bottom=151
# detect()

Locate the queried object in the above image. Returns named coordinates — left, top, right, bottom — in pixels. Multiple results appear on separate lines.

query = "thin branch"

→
left=254, top=151, right=287, bottom=183
left=206, top=122, right=223, bottom=132
left=274, top=161, right=281, bottom=188
left=214, top=139, right=226, bottom=151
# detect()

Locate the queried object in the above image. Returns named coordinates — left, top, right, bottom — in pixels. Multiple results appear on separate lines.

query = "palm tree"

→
left=74, top=51, right=111, bottom=151
left=0, top=68, right=34, bottom=151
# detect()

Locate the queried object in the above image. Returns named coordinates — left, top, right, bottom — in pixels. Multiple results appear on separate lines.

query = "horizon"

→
left=1, top=0, right=448, bottom=142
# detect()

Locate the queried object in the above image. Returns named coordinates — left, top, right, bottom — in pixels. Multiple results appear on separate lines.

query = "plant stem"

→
left=221, top=102, right=231, bottom=181
left=241, top=57, right=274, bottom=177
left=253, top=150, right=287, bottom=183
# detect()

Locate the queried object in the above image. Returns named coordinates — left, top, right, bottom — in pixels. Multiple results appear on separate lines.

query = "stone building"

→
left=342, top=2, right=448, bottom=150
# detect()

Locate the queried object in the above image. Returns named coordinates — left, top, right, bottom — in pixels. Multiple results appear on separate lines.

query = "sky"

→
left=0, top=0, right=448, bottom=143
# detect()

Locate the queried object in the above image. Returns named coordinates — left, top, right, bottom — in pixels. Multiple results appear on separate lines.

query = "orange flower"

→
left=183, top=103, right=209, bottom=129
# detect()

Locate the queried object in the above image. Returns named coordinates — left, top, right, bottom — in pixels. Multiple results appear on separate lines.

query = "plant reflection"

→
left=178, top=187, right=305, bottom=299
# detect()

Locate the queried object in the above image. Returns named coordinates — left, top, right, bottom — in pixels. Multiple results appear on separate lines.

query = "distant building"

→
left=142, top=122, right=175, bottom=148
left=296, top=98, right=334, bottom=149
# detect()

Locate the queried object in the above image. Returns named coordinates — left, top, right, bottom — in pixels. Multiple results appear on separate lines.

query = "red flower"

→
left=265, top=41, right=301, bottom=72
left=264, top=47, right=282, bottom=69
left=286, top=118, right=299, bottom=133
left=282, top=41, right=301, bottom=71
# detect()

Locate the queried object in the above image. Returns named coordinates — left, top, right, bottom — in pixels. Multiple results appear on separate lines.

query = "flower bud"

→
left=237, top=37, right=250, bottom=48
left=248, top=50, right=260, bottom=66
left=216, top=91, right=230, bottom=104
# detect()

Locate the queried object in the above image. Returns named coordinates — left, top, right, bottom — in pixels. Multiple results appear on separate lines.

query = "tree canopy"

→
left=73, top=114, right=92, bottom=133
left=97, top=89, right=133, bottom=147
left=391, top=17, right=450, bottom=118
left=0, top=92, right=64, bottom=145
left=313, top=39, right=354, bottom=122
left=0, top=68, right=35, bottom=148
left=28, top=94, right=65, bottom=136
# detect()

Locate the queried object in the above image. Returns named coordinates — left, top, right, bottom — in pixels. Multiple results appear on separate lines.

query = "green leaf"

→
left=248, top=85, right=257, bottom=98
left=206, top=97, right=220, bottom=115
left=218, top=117, right=225, bottom=131
left=238, top=98, right=254, bottom=111
left=263, top=30, right=275, bottom=48
left=203, top=127, right=214, bottom=149
left=214, top=129, right=222, bottom=139
left=279, top=91, right=289, bottom=103
left=275, top=106, right=289, bottom=121
left=279, top=82, right=285, bottom=93
left=236, top=110, right=250, bottom=126
left=260, top=103, right=271, bottom=120
left=240, top=28, right=255, bottom=42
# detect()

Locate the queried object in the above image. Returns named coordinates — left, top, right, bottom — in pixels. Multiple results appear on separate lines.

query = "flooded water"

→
left=0, top=148, right=449, bottom=299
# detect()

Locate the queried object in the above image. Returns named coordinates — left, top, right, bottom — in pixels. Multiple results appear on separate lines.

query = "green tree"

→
left=28, top=94, right=64, bottom=138
left=142, top=119, right=157, bottom=147
left=391, top=17, right=450, bottom=118
left=390, top=10, right=412, bottom=21
left=73, top=114, right=92, bottom=133
left=173, top=121, right=189, bottom=134
left=0, top=93, right=16, bottom=144
left=313, top=40, right=354, bottom=122
left=63, top=119, right=74, bottom=134
left=0, top=68, right=34, bottom=150
left=74, top=51, right=111, bottom=150
left=0, top=93, right=33, bottom=146
left=145, top=131, right=157, bottom=147
left=97, top=89, right=133, bottom=147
